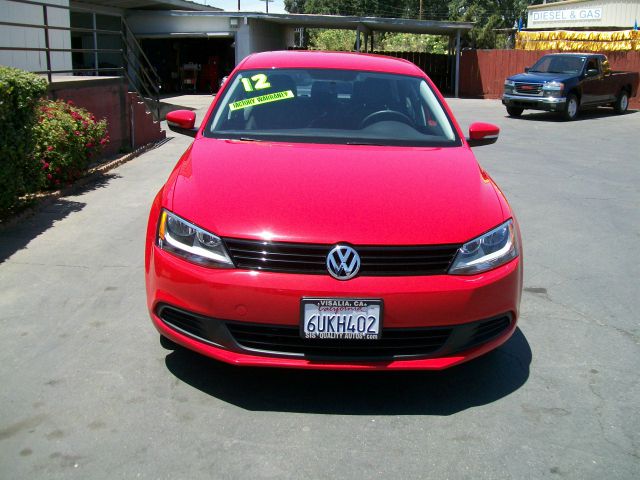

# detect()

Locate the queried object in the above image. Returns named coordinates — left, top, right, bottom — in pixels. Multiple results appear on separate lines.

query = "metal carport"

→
left=125, top=10, right=473, bottom=97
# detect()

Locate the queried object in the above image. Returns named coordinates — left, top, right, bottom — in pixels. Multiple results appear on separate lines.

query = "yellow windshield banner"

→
left=516, top=30, right=640, bottom=51
left=229, top=90, right=294, bottom=111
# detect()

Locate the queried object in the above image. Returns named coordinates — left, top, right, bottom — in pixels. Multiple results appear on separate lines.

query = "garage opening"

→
left=139, top=36, right=235, bottom=93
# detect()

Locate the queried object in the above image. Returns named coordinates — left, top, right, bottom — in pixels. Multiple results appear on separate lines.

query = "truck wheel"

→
left=613, top=90, right=629, bottom=114
left=562, top=94, right=579, bottom=121
left=506, top=106, right=524, bottom=117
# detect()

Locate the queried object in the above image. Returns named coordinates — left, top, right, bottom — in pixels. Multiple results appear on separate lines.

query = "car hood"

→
left=508, top=72, right=576, bottom=83
left=170, top=138, right=506, bottom=245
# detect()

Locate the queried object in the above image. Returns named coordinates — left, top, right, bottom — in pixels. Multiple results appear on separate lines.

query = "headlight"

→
left=157, top=209, right=234, bottom=268
left=542, top=81, right=564, bottom=91
left=504, top=80, right=515, bottom=87
left=449, top=220, right=518, bottom=275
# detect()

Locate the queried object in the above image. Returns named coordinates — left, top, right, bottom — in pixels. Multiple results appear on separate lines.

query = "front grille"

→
left=158, top=304, right=513, bottom=361
left=515, top=82, right=543, bottom=95
left=464, top=316, right=512, bottom=349
left=159, top=306, right=210, bottom=341
left=227, top=322, right=453, bottom=358
left=223, top=238, right=460, bottom=276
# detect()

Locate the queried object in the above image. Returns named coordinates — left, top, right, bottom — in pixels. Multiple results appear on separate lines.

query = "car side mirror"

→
left=467, top=122, right=499, bottom=147
left=524, top=66, right=529, bottom=73
left=586, top=68, right=599, bottom=77
left=166, top=110, right=198, bottom=137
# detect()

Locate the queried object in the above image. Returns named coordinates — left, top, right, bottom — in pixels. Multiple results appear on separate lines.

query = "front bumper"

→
left=146, top=240, right=523, bottom=370
left=502, top=93, right=566, bottom=112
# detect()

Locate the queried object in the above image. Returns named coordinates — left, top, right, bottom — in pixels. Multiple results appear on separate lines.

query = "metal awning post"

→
left=42, top=4, right=52, bottom=83
left=455, top=29, right=461, bottom=98
left=447, top=35, right=456, bottom=93
left=93, top=12, right=99, bottom=76
left=355, top=25, right=370, bottom=53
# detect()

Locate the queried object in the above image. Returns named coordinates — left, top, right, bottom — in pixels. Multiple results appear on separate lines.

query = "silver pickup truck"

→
left=502, top=53, right=639, bottom=120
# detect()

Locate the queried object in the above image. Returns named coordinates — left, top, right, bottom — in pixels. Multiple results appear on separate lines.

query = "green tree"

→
left=283, top=0, right=306, bottom=13
left=449, top=1, right=531, bottom=48
left=290, top=1, right=538, bottom=49
left=300, top=0, right=410, bottom=17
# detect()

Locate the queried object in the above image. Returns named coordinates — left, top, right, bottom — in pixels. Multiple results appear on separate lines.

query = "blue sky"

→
left=194, top=1, right=287, bottom=13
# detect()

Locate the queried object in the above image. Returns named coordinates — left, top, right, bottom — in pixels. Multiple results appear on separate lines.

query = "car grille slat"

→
left=232, top=335, right=449, bottom=349
left=231, top=255, right=326, bottom=265
left=223, top=238, right=460, bottom=276
left=161, top=309, right=209, bottom=338
left=360, top=254, right=454, bottom=261
left=514, top=82, right=543, bottom=95
left=463, top=316, right=512, bottom=349
left=362, top=260, right=453, bottom=266
left=230, top=251, right=326, bottom=260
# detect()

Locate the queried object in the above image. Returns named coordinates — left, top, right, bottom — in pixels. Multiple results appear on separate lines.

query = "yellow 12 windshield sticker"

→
left=241, top=74, right=271, bottom=92
left=229, top=90, right=294, bottom=111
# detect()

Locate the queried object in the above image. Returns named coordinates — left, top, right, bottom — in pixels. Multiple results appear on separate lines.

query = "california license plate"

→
left=301, top=298, right=382, bottom=340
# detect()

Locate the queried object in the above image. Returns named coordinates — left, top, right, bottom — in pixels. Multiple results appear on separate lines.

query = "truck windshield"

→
left=530, top=55, right=586, bottom=74
left=204, top=68, right=460, bottom=147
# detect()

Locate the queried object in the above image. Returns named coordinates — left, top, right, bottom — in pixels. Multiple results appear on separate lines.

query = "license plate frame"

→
left=300, top=298, right=383, bottom=340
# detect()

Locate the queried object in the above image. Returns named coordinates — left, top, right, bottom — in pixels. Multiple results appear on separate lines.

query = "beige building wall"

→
left=528, top=0, right=640, bottom=29
left=0, top=0, right=72, bottom=73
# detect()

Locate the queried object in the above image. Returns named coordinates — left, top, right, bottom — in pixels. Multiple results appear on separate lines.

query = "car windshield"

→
left=529, top=55, right=586, bottom=74
left=204, top=68, right=459, bottom=147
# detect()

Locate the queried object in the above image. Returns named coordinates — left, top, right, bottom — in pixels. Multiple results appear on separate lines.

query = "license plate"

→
left=301, top=298, right=382, bottom=340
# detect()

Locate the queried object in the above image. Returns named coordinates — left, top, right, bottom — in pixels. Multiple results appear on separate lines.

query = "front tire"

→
left=613, top=90, right=629, bottom=114
left=562, top=94, right=579, bottom=121
left=506, top=106, right=524, bottom=117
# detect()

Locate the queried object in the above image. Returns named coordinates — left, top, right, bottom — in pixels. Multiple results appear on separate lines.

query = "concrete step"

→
left=126, top=91, right=165, bottom=148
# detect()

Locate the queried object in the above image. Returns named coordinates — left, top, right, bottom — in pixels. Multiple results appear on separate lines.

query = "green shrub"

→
left=0, top=66, right=48, bottom=211
left=32, top=100, right=108, bottom=190
left=379, top=33, right=448, bottom=55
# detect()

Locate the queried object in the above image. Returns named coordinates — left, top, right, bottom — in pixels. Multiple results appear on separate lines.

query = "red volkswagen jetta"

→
left=145, top=51, right=522, bottom=370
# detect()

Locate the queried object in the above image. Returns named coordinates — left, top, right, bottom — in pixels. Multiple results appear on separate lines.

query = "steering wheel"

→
left=359, top=109, right=414, bottom=128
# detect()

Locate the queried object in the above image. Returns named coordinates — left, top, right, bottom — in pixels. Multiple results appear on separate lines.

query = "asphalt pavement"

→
left=1, top=98, right=638, bottom=479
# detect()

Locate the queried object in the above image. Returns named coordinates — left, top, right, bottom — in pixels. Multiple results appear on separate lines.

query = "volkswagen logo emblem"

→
left=326, top=245, right=361, bottom=280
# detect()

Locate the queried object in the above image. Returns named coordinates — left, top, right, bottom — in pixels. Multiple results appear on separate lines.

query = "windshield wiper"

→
left=345, top=141, right=387, bottom=146
left=237, top=137, right=263, bottom=142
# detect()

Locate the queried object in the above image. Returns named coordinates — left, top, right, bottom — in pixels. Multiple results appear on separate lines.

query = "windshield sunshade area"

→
left=530, top=55, right=586, bottom=74
left=205, top=69, right=460, bottom=147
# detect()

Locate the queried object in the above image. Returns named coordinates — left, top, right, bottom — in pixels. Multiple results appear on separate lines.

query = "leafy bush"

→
left=32, top=100, right=109, bottom=190
left=0, top=66, right=48, bottom=211
left=306, top=29, right=448, bottom=55
left=379, top=33, right=448, bottom=55
left=308, top=29, right=355, bottom=51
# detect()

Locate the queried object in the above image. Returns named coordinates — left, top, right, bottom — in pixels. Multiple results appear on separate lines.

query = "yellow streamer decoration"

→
left=516, top=30, right=640, bottom=51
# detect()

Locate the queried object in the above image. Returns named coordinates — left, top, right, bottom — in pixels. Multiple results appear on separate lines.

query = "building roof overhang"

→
left=72, top=0, right=220, bottom=12
left=127, top=10, right=474, bottom=35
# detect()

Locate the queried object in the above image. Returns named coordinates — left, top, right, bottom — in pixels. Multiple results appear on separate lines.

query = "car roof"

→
left=544, top=53, right=600, bottom=57
left=237, top=50, right=424, bottom=76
